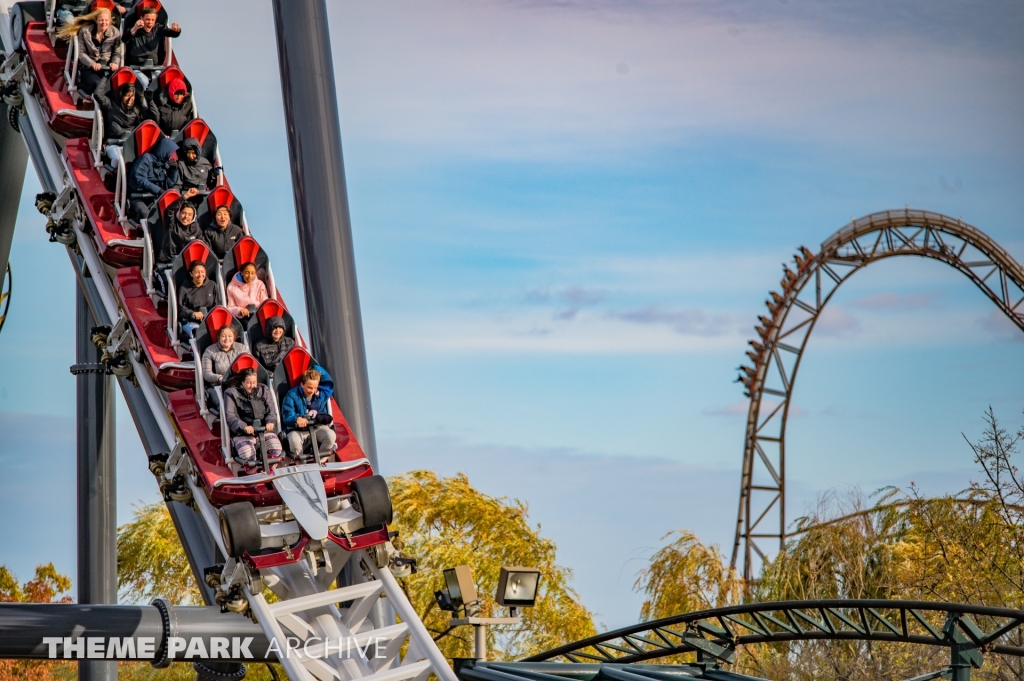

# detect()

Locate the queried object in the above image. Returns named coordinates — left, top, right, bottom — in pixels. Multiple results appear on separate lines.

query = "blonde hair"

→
left=57, top=8, right=112, bottom=40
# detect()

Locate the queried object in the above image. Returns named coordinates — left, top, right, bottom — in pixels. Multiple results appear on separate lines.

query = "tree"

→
left=0, top=564, right=73, bottom=681
left=635, top=530, right=740, bottom=621
left=115, top=472, right=596, bottom=663
left=388, top=470, right=596, bottom=660
left=118, top=502, right=202, bottom=605
left=635, top=407, right=1024, bottom=680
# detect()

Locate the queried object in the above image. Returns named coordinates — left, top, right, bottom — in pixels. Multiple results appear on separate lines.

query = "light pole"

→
left=436, top=566, right=542, bottom=661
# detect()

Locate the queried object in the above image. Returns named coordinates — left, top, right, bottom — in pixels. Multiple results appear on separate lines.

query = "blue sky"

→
left=0, top=0, right=1022, bottom=629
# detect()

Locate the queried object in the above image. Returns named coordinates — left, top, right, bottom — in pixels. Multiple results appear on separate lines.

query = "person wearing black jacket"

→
left=149, top=77, right=194, bottom=135
left=202, top=205, right=243, bottom=259
left=177, top=260, right=217, bottom=337
left=93, top=79, right=151, bottom=142
left=158, top=198, right=202, bottom=265
left=253, top=316, right=295, bottom=373
left=174, top=137, right=215, bottom=200
left=122, top=5, right=180, bottom=75
left=224, top=368, right=283, bottom=467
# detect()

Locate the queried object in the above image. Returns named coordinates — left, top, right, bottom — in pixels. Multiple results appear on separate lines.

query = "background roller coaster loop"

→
left=731, top=209, right=1024, bottom=582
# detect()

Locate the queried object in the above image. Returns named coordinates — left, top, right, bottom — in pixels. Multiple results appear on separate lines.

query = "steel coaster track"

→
left=518, top=599, right=1024, bottom=681
left=730, top=210, right=1024, bottom=582
left=0, top=5, right=457, bottom=681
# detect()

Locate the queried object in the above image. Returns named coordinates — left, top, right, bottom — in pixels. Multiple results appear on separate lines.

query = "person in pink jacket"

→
left=226, top=262, right=269, bottom=319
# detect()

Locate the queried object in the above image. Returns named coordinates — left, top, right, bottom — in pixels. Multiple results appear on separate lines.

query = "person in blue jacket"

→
left=127, top=136, right=178, bottom=220
left=281, top=366, right=336, bottom=460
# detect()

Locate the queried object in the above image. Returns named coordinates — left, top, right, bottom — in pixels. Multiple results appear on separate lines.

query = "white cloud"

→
left=323, top=0, right=1022, bottom=160
left=979, top=308, right=1024, bottom=343
left=813, top=305, right=862, bottom=338
left=372, top=307, right=748, bottom=355
left=608, top=306, right=734, bottom=336
left=848, top=291, right=946, bottom=312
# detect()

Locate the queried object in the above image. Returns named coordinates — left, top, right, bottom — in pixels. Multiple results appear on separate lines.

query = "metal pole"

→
left=74, top=284, right=117, bottom=681
left=0, top=99, right=28, bottom=283
left=0, top=603, right=274, bottom=662
left=474, top=624, right=487, bottom=661
left=271, top=0, right=378, bottom=471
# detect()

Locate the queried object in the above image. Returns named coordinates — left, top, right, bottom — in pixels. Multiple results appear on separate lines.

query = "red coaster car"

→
left=166, top=346, right=390, bottom=571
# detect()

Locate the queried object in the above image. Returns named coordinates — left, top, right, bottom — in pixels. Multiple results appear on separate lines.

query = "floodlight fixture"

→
left=434, top=589, right=456, bottom=613
left=495, top=566, right=541, bottom=608
left=442, top=565, right=477, bottom=608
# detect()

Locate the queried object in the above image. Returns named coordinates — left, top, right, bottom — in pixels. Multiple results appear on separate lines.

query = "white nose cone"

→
left=273, top=466, right=329, bottom=540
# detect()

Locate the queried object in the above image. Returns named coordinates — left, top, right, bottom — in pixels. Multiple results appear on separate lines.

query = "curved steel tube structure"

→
left=525, top=599, right=1024, bottom=664
left=0, top=602, right=273, bottom=663
left=731, top=210, right=1024, bottom=581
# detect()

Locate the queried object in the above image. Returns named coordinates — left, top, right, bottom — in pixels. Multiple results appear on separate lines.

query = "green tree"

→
left=635, top=530, right=739, bottom=621
left=115, top=472, right=596, bottom=664
left=634, top=407, right=1024, bottom=680
left=118, top=503, right=201, bottom=605
left=0, top=564, right=73, bottom=681
left=389, top=470, right=596, bottom=660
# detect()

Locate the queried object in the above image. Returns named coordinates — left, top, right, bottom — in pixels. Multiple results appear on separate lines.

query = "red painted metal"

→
left=22, top=22, right=93, bottom=137
left=63, top=140, right=143, bottom=267
left=109, top=67, right=137, bottom=91
left=133, top=120, right=162, bottom=157
left=180, top=119, right=210, bottom=147
left=113, top=268, right=193, bottom=389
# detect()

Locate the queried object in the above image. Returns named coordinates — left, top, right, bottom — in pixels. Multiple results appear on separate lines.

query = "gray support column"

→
left=74, top=285, right=117, bottom=681
left=272, top=0, right=378, bottom=471
left=0, top=101, right=28, bottom=283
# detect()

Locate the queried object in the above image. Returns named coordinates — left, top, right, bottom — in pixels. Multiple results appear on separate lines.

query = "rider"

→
left=201, top=325, right=246, bottom=408
left=177, top=260, right=217, bottom=338
left=57, top=7, right=122, bottom=97
left=121, top=4, right=181, bottom=87
left=174, top=138, right=215, bottom=200
left=156, top=198, right=201, bottom=264
left=93, top=75, right=152, bottom=142
left=226, top=262, right=268, bottom=320
left=224, top=367, right=283, bottom=468
left=149, top=77, right=194, bottom=135
left=128, top=136, right=178, bottom=222
left=252, top=316, right=295, bottom=372
left=281, top=367, right=337, bottom=460
left=202, top=205, right=243, bottom=259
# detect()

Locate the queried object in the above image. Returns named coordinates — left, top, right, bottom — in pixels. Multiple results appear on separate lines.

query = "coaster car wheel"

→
left=219, top=501, right=261, bottom=559
left=352, top=475, right=393, bottom=528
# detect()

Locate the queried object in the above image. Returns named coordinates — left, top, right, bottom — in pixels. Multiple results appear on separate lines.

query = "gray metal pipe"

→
left=0, top=13, right=29, bottom=282
left=66, top=249, right=222, bottom=609
left=0, top=101, right=27, bottom=283
left=271, top=0, right=378, bottom=471
left=0, top=603, right=275, bottom=663
left=75, top=283, right=118, bottom=681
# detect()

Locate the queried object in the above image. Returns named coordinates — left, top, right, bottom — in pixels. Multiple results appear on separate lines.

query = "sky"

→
left=0, top=0, right=1023, bottom=631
